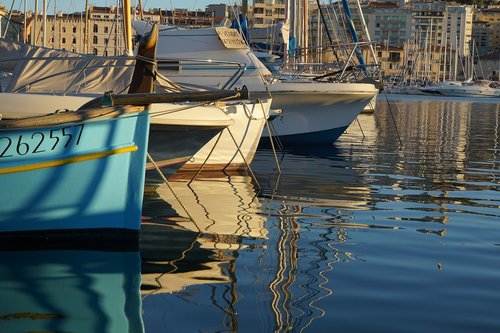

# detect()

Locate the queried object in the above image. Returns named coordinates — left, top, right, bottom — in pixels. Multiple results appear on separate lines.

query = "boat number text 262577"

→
left=0, top=124, right=85, bottom=158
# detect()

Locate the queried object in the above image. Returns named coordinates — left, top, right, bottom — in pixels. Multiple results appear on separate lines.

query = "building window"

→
left=93, top=48, right=98, bottom=55
left=389, top=52, right=401, bottom=61
left=93, top=36, right=98, bottom=44
left=104, top=27, right=109, bottom=33
left=62, top=37, right=66, bottom=43
left=72, top=37, right=77, bottom=44
left=73, top=26, right=77, bottom=33
left=93, top=24, right=98, bottom=33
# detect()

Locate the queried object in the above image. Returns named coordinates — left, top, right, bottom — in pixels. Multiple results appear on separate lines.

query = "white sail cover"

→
left=0, top=39, right=135, bottom=94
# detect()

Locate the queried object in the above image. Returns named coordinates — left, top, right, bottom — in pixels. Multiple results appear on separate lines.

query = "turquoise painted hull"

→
left=0, top=249, right=143, bottom=333
left=0, top=111, right=150, bottom=234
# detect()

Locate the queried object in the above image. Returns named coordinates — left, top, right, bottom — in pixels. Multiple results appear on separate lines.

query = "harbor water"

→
left=1, top=95, right=499, bottom=332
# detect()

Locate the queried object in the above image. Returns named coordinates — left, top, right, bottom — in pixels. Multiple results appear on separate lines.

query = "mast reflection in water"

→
left=140, top=95, right=500, bottom=333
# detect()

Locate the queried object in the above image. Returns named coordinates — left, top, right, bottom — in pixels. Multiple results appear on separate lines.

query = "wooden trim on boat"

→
left=77, top=89, right=250, bottom=110
left=0, top=105, right=145, bottom=129
left=0, top=145, right=138, bottom=175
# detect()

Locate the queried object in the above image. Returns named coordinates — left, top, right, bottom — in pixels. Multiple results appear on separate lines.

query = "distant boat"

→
left=0, top=103, right=150, bottom=237
left=420, top=80, right=500, bottom=98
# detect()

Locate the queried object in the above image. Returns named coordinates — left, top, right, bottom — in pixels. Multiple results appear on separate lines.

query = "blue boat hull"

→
left=265, top=125, right=349, bottom=145
left=0, top=110, right=150, bottom=234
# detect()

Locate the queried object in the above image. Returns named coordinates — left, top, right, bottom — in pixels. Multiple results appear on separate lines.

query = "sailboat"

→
left=420, top=43, right=500, bottom=98
left=420, top=79, right=500, bottom=98
left=133, top=20, right=377, bottom=145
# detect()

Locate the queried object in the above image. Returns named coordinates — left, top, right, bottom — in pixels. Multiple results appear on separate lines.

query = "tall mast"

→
left=84, top=0, right=89, bottom=53
left=340, top=0, right=366, bottom=73
left=33, top=0, right=38, bottom=45
left=42, top=0, right=46, bottom=47
left=353, top=0, right=377, bottom=65
left=315, top=0, right=339, bottom=62
left=138, top=0, right=144, bottom=20
left=123, top=0, right=133, bottom=55
left=302, top=0, right=308, bottom=63
left=454, top=36, right=458, bottom=80
left=443, top=33, right=447, bottom=82
left=23, top=0, right=27, bottom=42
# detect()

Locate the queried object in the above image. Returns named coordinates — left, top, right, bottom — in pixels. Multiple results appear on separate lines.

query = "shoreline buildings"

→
left=1, top=1, right=498, bottom=81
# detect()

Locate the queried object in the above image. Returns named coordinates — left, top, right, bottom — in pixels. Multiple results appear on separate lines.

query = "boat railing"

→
left=156, top=57, right=248, bottom=90
left=270, top=41, right=381, bottom=83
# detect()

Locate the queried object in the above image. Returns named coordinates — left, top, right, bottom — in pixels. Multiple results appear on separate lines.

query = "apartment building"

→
left=29, top=6, right=126, bottom=55
left=25, top=4, right=219, bottom=56
left=363, top=2, right=412, bottom=47
left=473, top=19, right=493, bottom=55
left=410, top=0, right=446, bottom=49
left=475, top=7, right=500, bottom=52
left=249, top=0, right=286, bottom=28
left=444, top=5, right=473, bottom=57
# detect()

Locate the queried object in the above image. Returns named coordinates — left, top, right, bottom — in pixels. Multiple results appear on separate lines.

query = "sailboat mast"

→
left=443, top=33, right=447, bottom=82
left=353, top=0, right=377, bottom=65
left=314, top=0, right=339, bottom=62
left=138, top=0, right=144, bottom=20
left=123, top=0, right=133, bottom=55
left=33, top=0, right=38, bottom=45
left=84, top=0, right=89, bottom=54
left=23, top=0, right=27, bottom=42
left=340, top=0, right=366, bottom=72
left=302, top=0, right=308, bottom=63
left=454, top=36, right=458, bottom=80
left=42, top=0, right=46, bottom=47
left=470, top=39, right=475, bottom=80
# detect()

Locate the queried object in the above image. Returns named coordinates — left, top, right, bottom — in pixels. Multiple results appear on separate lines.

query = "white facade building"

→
left=444, top=5, right=473, bottom=57
left=363, top=3, right=412, bottom=47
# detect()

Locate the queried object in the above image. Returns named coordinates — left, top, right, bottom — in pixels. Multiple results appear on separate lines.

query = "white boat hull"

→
left=261, top=82, right=377, bottom=144
left=136, top=22, right=377, bottom=146
left=436, top=87, right=499, bottom=98
left=178, top=98, right=271, bottom=172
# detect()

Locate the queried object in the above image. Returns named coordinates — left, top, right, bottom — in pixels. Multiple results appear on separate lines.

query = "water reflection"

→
left=2, top=97, right=499, bottom=333
left=139, top=175, right=268, bottom=332
left=0, top=246, right=143, bottom=333
left=139, top=96, right=499, bottom=332
left=337, top=96, right=500, bottom=232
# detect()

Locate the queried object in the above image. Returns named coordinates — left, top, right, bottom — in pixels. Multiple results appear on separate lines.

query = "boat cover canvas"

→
left=0, top=38, right=184, bottom=94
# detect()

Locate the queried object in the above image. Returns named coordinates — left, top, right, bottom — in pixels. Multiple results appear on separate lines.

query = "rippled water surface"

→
left=1, top=95, right=499, bottom=333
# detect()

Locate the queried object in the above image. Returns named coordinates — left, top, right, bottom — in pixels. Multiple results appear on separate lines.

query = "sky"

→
left=3, top=1, right=231, bottom=13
